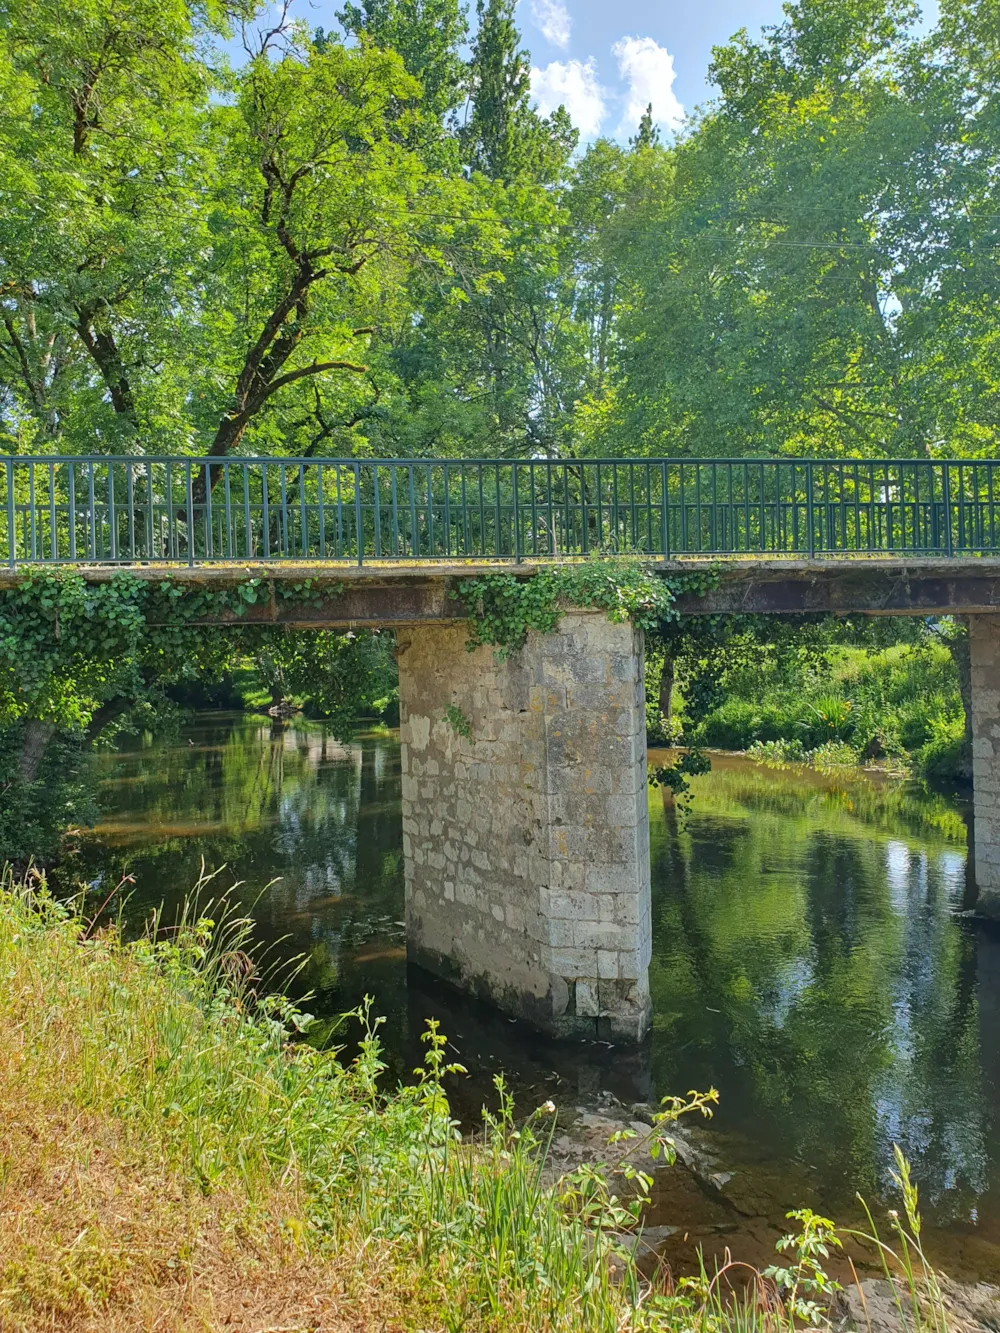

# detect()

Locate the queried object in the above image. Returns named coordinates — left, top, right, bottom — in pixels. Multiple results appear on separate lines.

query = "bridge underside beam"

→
left=9, top=558, right=1000, bottom=622
left=396, top=612, right=652, bottom=1042
left=674, top=559, right=1000, bottom=616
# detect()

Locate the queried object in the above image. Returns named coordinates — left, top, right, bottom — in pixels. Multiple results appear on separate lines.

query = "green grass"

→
left=0, top=871, right=955, bottom=1332
left=676, top=642, right=967, bottom=780
left=0, top=871, right=669, bottom=1331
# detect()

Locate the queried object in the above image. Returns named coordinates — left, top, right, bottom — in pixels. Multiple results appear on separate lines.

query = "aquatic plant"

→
left=746, top=737, right=807, bottom=767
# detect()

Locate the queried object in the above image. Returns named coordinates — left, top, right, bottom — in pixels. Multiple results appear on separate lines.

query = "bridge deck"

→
left=5, top=557, right=1000, bottom=620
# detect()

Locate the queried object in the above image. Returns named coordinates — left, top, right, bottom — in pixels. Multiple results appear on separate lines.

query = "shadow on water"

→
left=52, top=715, right=1000, bottom=1281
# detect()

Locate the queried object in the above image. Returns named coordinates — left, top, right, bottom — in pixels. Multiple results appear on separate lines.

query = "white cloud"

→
left=530, top=0, right=571, bottom=49
left=531, top=58, right=607, bottom=138
left=612, top=36, right=685, bottom=137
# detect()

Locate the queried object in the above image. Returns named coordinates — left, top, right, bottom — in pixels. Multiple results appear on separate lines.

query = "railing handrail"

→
left=0, top=453, right=992, bottom=466
left=5, top=453, right=1000, bottom=567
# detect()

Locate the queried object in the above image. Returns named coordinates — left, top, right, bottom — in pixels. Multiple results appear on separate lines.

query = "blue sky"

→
left=247, top=0, right=938, bottom=143
left=271, top=0, right=789, bottom=138
left=522, top=0, right=787, bottom=139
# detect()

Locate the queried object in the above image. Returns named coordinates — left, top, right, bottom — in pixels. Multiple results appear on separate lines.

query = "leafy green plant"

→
left=556, top=1087, right=719, bottom=1236
left=805, top=695, right=853, bottom=740
left=764, top=1209, right=843, bottom=1325
left=808, top=740, right=859, bottom=770
left=452, top=559, right=719, bottom=658
left=746, top=737, right=806, bottom=766
left=915, top=714, right=967, bottom=782
left=443, top=703, right=472, bottom=738
left=649, top=747, right=712, bottom=805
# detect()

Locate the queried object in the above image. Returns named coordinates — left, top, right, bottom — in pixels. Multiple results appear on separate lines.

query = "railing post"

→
left=944, top=461, right=953, bottom=557
left=512, top=461, right=521, bottom=563
left=5, top=457, right=14, bottom=568
left=354, top=463, right=364, bottom=567
left=661, top=461, right=669, bottom=558
left=806, top=461, right=815, bottom=559
left=185, top=460, right=194, bottom=567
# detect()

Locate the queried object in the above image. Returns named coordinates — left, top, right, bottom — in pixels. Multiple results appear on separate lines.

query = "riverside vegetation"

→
left=645, top=617, right=970, bottom=783
left=0, top=869, right=956, bottom=1333
left=0, top=0, right=996, bottom=855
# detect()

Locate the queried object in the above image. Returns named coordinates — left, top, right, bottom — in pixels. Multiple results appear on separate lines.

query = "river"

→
left=52, top=712, right=1000, bottom=1282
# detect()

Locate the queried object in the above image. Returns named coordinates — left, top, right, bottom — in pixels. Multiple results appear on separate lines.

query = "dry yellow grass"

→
left=0, top=891, right=426, bottom=1333
left=0, top=1029, right=406, bottom=1333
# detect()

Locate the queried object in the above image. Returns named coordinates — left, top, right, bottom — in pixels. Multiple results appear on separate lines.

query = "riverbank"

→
left=648, top=636, right=969, bottom=782
left=0, top=870, right=963, bottom=1333
left=2, top=873, right=659, bottom=1332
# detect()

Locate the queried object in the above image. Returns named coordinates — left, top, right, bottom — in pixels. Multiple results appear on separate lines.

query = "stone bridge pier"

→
left=396, top=611, right=652, bottom=1042
left=969, top=616, right=1000, bottom=918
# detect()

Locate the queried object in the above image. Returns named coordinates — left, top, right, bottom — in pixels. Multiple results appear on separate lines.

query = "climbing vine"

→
left=451, top=559, right=720, bottom=658
left=443, top=704, right=472, bottom=739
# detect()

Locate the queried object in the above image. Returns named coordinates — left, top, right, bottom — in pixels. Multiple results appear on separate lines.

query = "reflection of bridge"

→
left=7, top=453, right=1000, bottom=1043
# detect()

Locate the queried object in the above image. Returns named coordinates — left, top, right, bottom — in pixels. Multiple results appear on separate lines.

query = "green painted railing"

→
left=3, top=455, right=1000, bottom=567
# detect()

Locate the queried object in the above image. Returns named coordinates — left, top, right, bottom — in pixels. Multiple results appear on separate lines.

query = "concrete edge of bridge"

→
left=7, top=554, right=1000, bottom=586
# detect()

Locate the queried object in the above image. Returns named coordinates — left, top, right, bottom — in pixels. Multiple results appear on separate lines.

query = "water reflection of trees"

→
left=59, top=715, right=404, bottom=1021
left=648, top=763, right=992, bottom=1225
left=62, top=727, right=997, bottom=1231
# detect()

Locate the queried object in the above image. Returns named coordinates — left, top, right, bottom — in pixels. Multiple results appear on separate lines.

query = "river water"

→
left=54, top=713, right=1000, bottom=1281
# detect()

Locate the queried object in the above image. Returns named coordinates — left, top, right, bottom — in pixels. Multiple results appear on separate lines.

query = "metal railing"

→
left=4, top=454, right=1000, bottom=567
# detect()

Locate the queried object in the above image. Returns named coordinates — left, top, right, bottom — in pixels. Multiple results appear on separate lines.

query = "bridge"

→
left=6, top=453, right=1000, bottom=1043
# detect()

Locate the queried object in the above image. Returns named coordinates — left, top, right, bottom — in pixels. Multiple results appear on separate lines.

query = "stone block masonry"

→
left=970, top=615, right=1000, bottom=918
left=396, top=610, right=652, bottom=1041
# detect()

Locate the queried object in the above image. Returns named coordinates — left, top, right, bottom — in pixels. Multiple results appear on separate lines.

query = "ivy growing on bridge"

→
left=451, top=559, right=720, bottom=657
left=450, top=559, right=722, bottom=800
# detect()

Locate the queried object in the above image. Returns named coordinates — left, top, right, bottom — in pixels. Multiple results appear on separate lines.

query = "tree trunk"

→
left=17, top=720, right=55, bottom=783
left=658, top=654, right=675, bottom=730
left=85, top=697, right=129, bottom=743
left=74, top=313, right=137, bottom=426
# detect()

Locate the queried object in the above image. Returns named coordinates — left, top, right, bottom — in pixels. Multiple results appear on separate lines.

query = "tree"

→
left=0, top=5, right=468, bottom=463
left=630, top=103, right=660, bottom=150
left=335, top=0, right=468, bottom=124
left=0, top=0, right=233, bottom=449
left=461, top=0, right=576, bottom=184
left=586, top=0, right=1000, bottom=459
left=193, top=29, right=426, bottom=470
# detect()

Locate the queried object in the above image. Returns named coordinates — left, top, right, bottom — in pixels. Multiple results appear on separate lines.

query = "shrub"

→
left=915, top=714, right=967, bottom=782
left=808, top=740, right=860, bottom=770
left=746, top=738, right=806, bottom=766
left=686, top=638, right=967, bottom=776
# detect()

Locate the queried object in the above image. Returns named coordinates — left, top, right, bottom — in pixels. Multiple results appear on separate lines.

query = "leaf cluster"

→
left=451, top=559, right=718, bottom=658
